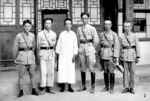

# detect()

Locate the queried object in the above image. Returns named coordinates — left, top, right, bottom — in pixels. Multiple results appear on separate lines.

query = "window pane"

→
left=0, top=0, right=16, bottom=25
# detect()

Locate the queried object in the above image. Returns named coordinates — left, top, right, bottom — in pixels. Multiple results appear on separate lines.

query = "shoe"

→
left=40, top=89, right=46, bottom=95
left=46, top=87, right=55, bottom=94
left=60, top=83, right=65, bottom=92
left=68, top=88, right=74, bottom=92
left=122, top=88, right=130, bottom=93
left=90, top=86, right=95, bottom=94
left=68, top=84, right=74, bottom=92
left=17, top=90, right=23, bottom=98
left=101, top=87, right=109, bottom=92
left=31, top=89, right=39, bottom=96
left=77, top=86, right=86, bottom=92
left=109, top=88, right=114, bottom=94
left=130, top=88, right=135, bottom=94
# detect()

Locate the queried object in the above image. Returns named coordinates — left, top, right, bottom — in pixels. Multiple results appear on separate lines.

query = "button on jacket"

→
left=119, top=32, right=140, bottom=61
left=77, top=24, right=99, bottom=56
left=37, top=29, right=56, bottom=60
left=13, top=32, right=35, bottom=64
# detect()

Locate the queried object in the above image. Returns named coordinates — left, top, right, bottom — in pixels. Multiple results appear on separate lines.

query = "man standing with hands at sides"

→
left=13, top=20, right=39, bottom=97
left=77, top=12, right=99, bottom=94
left=99, top=19, right=119, bottom=94
left=119, top=21, right=140, bottom=94
left=55, top=18, right=78, bottom=93
left=37, top=17, right=56, bottom=95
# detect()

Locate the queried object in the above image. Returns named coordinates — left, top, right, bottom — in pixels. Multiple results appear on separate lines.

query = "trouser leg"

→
left=123, top=62, right=129, bottom=88
left=40, top=60, right=47, bottom=87
left=18, top=65, right=26, bottom=90
left=129, top=62, right=135, bottom=88
left=28, top=64, right=36, bottom=89
left=47, top=60, right=55, bottom=87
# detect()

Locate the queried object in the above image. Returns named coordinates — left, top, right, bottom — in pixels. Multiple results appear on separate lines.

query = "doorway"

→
left=101, top=0, right=118, bottom=33
left=41, top=9, right=68, bottom=38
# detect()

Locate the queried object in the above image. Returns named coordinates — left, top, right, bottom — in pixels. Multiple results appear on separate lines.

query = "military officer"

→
left=77, top=12, right=99, bottom=94
left=99, top=19, right=119, bottom=94
left=119, top=21, right=140, bottom=94
left=13, top=20, right=39, bottom=97
left=37, top=17, right=56, bottom=95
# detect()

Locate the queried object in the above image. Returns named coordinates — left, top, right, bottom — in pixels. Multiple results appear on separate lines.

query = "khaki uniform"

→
left=99, top=30, right=119, bottom=73
left=77, top=24, right=99, bottom=72
left=13, top=32, right=36, bottom=89
left=119, top=32, right=140, bottom=88
left=37, top=29, right=56, bottom=87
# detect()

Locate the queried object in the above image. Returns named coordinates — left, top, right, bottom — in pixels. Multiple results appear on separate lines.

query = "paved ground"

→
left=0, top=64, right=150, bottom=101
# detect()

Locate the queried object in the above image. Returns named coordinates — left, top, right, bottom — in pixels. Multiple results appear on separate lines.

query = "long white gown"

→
left=56, top=30, right=78, bottom=84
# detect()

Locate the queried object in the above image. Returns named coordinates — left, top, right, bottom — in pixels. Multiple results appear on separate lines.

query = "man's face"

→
left=65, top=20, right=72, bottom=31
left=124, top=22, right=132, bottom=33
left=81, top=15, right=89, bottom=25
left=45, top=20, right=52, bottom=30
left=23, top=23, right=32, bottom=33
left=104, top=20, right=112, bottom=30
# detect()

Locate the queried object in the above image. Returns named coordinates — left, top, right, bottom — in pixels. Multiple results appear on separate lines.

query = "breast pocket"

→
left=19, top=40, right=26, bottom=47
left=86, top=30, right=92, bottom=39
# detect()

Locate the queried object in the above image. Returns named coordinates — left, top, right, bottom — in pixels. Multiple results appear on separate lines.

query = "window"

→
left=134, top=18, right=146, bottom=32
left=134, top=0, right=144, bottom=4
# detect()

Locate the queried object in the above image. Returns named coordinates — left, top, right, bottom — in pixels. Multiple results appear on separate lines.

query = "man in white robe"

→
left=56, top=18, right=78, bottom=92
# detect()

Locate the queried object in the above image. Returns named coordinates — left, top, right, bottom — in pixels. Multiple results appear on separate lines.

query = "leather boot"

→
left=31, top=88, right=39, bottom=95
left=101, top=73, right=109, bottom=92
left=60, top=83, right=65, bottom=92
left=18, top=90, right=24, bottom=98
left=68, top=84, right=74, bottom=92
left=77, top=72, right=86, bottom=92
left=90, top=72, right=95, bottom=94
left=46, top=86, right=55, bottom=94
left=110, top=73, right=115, bottom=94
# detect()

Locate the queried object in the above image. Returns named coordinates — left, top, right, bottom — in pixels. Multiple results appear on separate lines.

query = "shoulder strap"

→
left=124, top=35, right=131, bottom=46
left=21, top=33, right=29, bottom=48
left=103, top=32, right=112, bottom=47
left=81, top=27, right=87, bottom=41
left=43, top=31, right=51, bottom=47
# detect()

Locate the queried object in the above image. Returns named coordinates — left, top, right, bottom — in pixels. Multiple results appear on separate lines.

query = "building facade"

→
left=0, top=0, right=150, bottom=65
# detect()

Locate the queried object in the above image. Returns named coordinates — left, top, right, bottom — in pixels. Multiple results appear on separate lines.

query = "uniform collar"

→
left=104, top=30, right=112, bottom=34
left=124, top=31, right=132, bottom=36
left=82, top=24, right=89, bottom=29
left=22, top=31, right=30, bottom=36
left=44, top=29, right=51, bottom=33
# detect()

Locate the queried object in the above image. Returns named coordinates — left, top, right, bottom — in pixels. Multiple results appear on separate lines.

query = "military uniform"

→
left=119, top=32, right=140, bottom=90
left=99, top=30, right=119, bottom=94
left=37, top=29, right=56, bottom=88
left=77, top=24, right=99, bottom=93
left=13, top=32, right=38, bottom=96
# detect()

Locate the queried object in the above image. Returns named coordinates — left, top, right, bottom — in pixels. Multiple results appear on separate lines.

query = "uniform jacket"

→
left=13, top=32, right=35, bottom=65
left=99, top=30, right=119, bottom=60
left=37, top=29, right=56, bottom=60
left=119, top=32, right=140, bottom=61
left=77, top=24, right=99, bottom=56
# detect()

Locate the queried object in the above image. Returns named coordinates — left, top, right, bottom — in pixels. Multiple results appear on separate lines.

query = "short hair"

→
left=44, top=17, right=53, bottom=24
left=64, top=18, right=72, bottom=25
left=23, top=20, right=32, bottom=26
left=124, top=20, right=132, bottom=26
left=80, top=12, right=90, bottom=18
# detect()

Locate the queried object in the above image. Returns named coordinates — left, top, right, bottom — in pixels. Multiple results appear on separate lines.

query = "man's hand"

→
left=135, top=57, right=139, bottom=63
left=72, top=55, right=76, bottom=63
left=113, top=57, right=117, bottom=64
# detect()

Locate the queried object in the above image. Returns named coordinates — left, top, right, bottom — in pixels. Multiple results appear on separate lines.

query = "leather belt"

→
left=41, top=47, right=54, bottom=50
left=101, top=44, right=114, bottom=48
left=19, top=47, right=33, bottom=51
left=80, top=39, right=93, bottom=44
left=123, top=46, right=136, bottom=49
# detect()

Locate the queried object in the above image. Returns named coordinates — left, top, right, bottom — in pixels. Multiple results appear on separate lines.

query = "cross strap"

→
left=21, top=33, right=30, bottom=48
left=124, top=35, right=131, bottom=46
left=43, top=31, right=51, bottom=47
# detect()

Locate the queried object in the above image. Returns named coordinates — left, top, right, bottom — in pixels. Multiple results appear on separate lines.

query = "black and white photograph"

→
left=0, top=0, right=150, bottom=101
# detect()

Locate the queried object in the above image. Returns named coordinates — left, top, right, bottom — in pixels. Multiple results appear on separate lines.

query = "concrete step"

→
left=0, top=65, right=150, bottom=96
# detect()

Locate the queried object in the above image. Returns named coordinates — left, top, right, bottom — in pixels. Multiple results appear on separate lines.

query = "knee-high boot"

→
left=77, top=72, right=86, bottom=92
left=90, top=72, right=95, bottom=94
left=110, top=73, right=115, bottom=94
left=101, top=73, right=109, bottom=92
